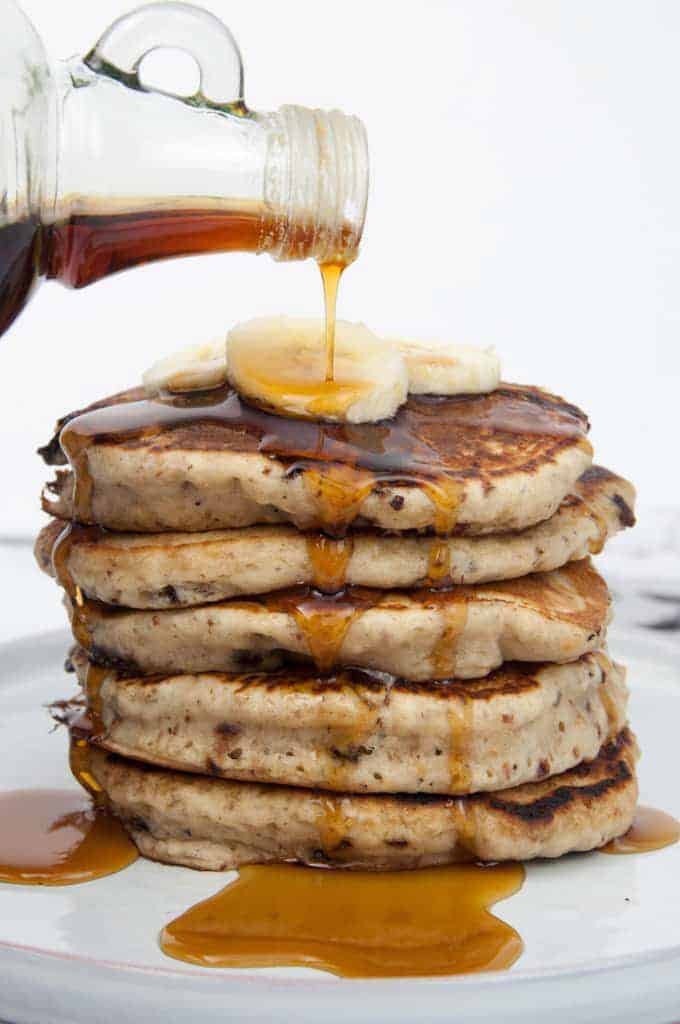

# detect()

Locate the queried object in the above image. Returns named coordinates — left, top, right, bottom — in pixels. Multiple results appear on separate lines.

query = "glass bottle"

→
left=0, top=0, right=369, bottom=337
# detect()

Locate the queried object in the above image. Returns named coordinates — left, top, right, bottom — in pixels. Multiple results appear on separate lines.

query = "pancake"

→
left=36, top=466, right=635, bottom=608
left=85, top=730, right=638, bottom=867
left=72, top=648, right=627, bottom=795
left=40, top=383, right=593, bottom=536
left=65, top=559, right=611, bottom=681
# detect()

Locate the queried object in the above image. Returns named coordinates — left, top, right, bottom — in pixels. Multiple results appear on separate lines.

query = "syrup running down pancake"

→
left=41, top=383, right=593, bottom=536
left=64, top=558, right=611, bottom=681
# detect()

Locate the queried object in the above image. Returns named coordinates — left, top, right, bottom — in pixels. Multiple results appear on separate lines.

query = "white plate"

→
left=1, top=627, right=680, bottom=1024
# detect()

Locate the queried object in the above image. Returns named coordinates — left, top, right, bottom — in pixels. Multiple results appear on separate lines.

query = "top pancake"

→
left=40, top=382, right=593, bottom=536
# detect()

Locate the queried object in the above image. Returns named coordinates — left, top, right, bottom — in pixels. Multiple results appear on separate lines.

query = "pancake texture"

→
left=73, top=649, right=627, bottom=795
left=40, top=383, right=593, bottom=535
left=87, top=729, right=639, bottom=868
left=36, top=467, right=635, bottom=607
left=66, top=559, right=611, bottom=681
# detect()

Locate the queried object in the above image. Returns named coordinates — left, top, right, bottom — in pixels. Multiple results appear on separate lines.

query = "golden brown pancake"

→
left=40, top=383, right=593, bottom=535
left=64, top=559, right=611, bottom=681
left=83, top=729, right=638, bottom=867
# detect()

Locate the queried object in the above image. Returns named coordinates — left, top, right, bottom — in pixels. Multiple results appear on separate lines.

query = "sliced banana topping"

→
left=226, top=316, right=408, bottom=423
left=141, top=320, right=501, bottom=422
left=143, top=337, right=228, bottom=396
left=387, top=335, right=500, bottom=395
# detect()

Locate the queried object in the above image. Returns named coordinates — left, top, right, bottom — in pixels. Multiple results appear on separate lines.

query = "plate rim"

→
left=1, top=626, right=680, bottom=993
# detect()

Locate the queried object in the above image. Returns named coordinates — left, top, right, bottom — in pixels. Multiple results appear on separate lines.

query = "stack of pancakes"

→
left=36, top=383, right=638, bottom=868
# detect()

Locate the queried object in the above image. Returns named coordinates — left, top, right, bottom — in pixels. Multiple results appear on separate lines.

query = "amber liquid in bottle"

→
left=42, top=206, right=267, bottom=288
left=0, top=218, right=41, bottom=336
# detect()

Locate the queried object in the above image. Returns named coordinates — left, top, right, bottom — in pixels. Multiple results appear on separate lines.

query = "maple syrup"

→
left=305, top=534, right=354, bottom=592
left=448, top=691, right=473, bottom=791
left=263, top=587, right=380, bottom=673
left=601, top=806, right=680, bottom=855
left=585, top=503, right=610, bottom=556
left=0, top=788, right=137, bottom=885
left=51, top=521, right=107, bottom=602
left=427, top=537, right=453, bottom=585
left=320, top=261, right=345, bottom=381
left=59, top=384, right=589, bottom=535
left=160, top=861, right=525, bottom=977
left=0, top=218, right=41, bottom=337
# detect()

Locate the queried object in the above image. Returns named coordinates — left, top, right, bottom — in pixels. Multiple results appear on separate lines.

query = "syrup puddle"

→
left=600, top=806, right=680, bottom=855
left=0, top=789, right=138, bottom=885
left=160, top=862, right=525, bottom=977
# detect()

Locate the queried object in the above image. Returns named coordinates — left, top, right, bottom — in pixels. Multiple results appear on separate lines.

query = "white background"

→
left=2, top=0, right=679, bottom=538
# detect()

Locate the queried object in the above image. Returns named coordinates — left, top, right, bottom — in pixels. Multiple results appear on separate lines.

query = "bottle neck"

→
left=259, top=105, right=368, bottom=266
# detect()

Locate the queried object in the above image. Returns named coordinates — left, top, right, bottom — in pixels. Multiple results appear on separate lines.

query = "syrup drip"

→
left=426, top=593, right=469, bottom=678
left=159, top=862, right=525, bottom=977
left=599, top=682, right=620, bottom=737
left=68, top=594, right=92, bottom=653
left=300, top=464, right=374, bottom=535
left=317, top=795, right=353, bottom=861
left=305, top=534, right=353, bottom=592
left=589, top=652, right=619, bottom=735
left=267, top=588, right=377, bottom=672
left=449, top=693, right=473, bottom=791
left=455, top=799, right=481, bottom=859
left=599, top=679, right=620, bottom=735
left=61, top=426, right=95, bottom=528
left=81, top=662, right=111, bottom=738
left=58, top=385, right=588, bottom=535
left=51, top=521, right=104, bottom=600
left=0, top=788, right=137, bottom=885
left=427, top=537, right=453, bottom=585
left=601, top=806, right=680, bottom=855
left=70, top=732, right=106, bottom=800
left=420, top=477, right=463, bottom=535
left=52, top=522, right=77, bottom=596
left=584, top=503, right=610, bottom=556
left=320, top=261, right=345, bottom=381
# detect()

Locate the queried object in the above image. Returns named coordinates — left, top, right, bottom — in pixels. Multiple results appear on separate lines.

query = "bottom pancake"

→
left=86, top=730, right=637, bottom=869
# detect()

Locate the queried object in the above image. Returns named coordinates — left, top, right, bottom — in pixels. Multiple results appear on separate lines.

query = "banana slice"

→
left=142, top=325, right=500, bottom=418
left=143, top=337, right=227, bottom=396
left=386, top=335, right=500, bottom=395
left=226, top=316, right=408, bottom=423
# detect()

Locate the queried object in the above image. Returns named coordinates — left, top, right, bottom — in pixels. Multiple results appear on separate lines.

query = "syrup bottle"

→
left=0, top=1, right=368, bottom=337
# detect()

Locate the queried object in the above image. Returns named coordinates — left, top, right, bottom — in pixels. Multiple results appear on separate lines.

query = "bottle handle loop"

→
left=84, top=1, right=245, bottom=111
